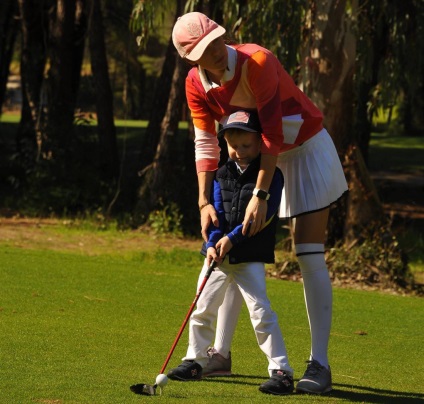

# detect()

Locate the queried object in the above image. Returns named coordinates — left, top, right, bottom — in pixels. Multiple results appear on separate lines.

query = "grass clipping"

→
left=269, top=226, right=423, bottom=296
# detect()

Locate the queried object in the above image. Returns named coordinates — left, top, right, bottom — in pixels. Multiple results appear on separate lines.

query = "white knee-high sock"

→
left=295, top=243, right=332, bottom=369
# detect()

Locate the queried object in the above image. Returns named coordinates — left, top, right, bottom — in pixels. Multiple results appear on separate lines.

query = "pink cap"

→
left=172, top=12, right=226, bottom=61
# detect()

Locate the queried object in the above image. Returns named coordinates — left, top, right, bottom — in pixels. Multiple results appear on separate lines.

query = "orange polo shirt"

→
left=186, top=43, right=324, bottom=173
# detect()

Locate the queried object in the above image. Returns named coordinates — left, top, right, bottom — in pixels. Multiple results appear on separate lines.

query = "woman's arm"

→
left=241, top=51, right=282, bottom=236
left=234, top=163, right=282, bottom=240
left=186, top=74, right=221, bottom=241
left=205, top=178, right=225, bottom=248
left=198, top=171, right=219, bottom=241
left=242, top=153, right=278, bottom=236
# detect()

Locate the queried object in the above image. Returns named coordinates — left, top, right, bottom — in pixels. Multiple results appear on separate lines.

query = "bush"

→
left=268, top=225, right=423, bottom=296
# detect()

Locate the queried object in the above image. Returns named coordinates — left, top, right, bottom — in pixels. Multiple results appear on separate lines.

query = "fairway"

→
left=0, top=245, right=423, bottom=403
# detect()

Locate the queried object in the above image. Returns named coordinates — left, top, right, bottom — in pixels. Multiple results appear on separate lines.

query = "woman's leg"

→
left=276, top=129, right=342, bottom=393
left=294, top=208, right=332, bottom=369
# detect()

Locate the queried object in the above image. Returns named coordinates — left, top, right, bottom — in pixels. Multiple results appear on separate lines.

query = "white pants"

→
left=183, top=258, right=293, bottom=376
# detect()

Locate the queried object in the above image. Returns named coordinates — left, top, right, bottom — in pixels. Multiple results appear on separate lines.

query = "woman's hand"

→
left=242, top=197, right=268, bottom=237
left=201, top=204, right=219, bottom=242
left=242, top=154, right=276, bottom=236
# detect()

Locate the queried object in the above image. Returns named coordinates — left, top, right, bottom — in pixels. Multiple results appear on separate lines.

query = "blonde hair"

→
left=224, top=128, right=261, bottom=139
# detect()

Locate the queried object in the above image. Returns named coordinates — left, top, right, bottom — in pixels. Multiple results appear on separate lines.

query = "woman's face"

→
left=224, top=130, right=262, bottom=169
left=194, top=37, right=227, bottom=72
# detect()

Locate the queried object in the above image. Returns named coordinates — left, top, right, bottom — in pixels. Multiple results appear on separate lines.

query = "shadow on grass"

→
left=202, top=376, right=424, bottom=402
left=201, top=374, right=264, bottom=386
left=330, top=383, right=424, bottom=403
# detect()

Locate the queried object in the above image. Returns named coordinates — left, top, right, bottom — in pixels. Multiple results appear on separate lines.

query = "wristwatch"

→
left=253, top=188, right=270, bottom=201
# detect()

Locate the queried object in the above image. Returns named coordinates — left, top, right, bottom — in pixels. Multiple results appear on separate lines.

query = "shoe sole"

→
left=167, top=375, right=202, bottom=382
left=296, top=386, right=332, bottom=394
left=202, top=371, right=232, bottom=377
left=259, top=387, right=294, bottom=395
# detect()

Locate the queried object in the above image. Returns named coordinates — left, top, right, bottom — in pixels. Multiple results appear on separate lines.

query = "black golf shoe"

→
left=167, top=360, right=202, bottom=381
left=259, top=370, right=294, bottom=395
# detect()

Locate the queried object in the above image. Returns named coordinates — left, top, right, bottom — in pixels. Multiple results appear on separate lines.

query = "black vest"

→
left=201, top=156, right=282, bottom=264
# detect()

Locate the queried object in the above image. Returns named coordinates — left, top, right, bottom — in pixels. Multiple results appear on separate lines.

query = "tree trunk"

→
left=300, top=0, right=385, bottom=244
left=136, top=52, right=189, bottom=218
left=355, top=1, right=390, bottom=165
left=342, top=143, right=385, bottom=242
left=46, top=0, right=78, bottom=165
left=140, top=0, right=183, bottom=171
left=17, top=0, right=50, bottom=167
left=301, top=0, right=356, bottom=153
left=0, top=0, right=19, bottom=113
left=87, top=0, right=119, bottom=181
left=135, top=0, right=188, bottom=222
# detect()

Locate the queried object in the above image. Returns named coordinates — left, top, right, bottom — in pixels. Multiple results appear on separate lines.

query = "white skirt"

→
left=277, top=129, right=348, bottom=218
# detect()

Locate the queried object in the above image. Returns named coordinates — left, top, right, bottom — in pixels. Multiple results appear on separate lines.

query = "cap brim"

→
left=217, top=124, right=259, bottom=137
left=185, top=26, right=226, bottom=61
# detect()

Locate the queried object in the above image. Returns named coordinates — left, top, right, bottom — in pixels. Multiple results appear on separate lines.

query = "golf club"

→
left=130, top=255, right=219, bottom=396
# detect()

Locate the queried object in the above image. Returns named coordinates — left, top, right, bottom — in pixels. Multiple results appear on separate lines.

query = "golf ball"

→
left=156, top=373, right=168, bottom=387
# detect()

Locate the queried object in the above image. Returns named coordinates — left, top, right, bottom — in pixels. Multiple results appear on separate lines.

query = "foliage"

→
left=271, top=224, right=422, bottom=296
left=230, top=0, right=307, bottom=73
left=184, top=0, right=307, bottom=74
left=398, top=231, right=424, bottom=278
left=356, top=0, right=424, bottom=133
left=145, top=200, right=184, bottom=236
left=130, top=0, right=173, bottom=48
left=2, top=1, right=423, bottom=236
left=2, top=124, right=116, bottom=217
left=327, top=226, right=415, bottom=293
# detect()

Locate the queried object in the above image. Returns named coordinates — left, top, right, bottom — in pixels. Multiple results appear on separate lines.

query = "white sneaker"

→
left=296, top=360, right=332, bottom=394
left=202, top=347, right=232, bottom=377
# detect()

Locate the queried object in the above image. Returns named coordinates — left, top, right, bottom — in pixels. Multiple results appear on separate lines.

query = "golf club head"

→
left=130, top=383, right=156, bottom=396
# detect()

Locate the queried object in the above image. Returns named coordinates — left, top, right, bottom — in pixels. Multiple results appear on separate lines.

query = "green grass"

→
left=0, top=113, right=20, bottom=123
left=0, top=244, right=423, bottom=403
left=369, top=132, right=424, bottom=172
left=0, top=113, right=188, bottom=129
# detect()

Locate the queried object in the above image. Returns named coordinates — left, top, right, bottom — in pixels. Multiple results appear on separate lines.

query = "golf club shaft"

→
left=159, top=258, right=218, bottom=375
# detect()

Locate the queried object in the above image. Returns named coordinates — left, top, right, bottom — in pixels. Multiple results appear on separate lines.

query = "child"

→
left=167, top=110, right=294, bottom=395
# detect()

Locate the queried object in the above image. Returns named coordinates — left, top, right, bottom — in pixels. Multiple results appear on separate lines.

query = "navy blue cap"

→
left=218, top=110, right=262, bottom=137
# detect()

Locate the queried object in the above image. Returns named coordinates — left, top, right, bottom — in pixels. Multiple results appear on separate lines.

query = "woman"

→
left=172, top=11, right=348, bottom=394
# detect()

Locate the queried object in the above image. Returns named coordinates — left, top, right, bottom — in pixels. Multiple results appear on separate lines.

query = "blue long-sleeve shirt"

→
left=202, top=156, right=283, bottom=264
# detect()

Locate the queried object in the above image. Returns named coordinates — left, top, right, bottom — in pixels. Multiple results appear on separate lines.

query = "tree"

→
left=299, top=0, right=385, bottom=242
left=355, top=0, right=424, bottom=167
left=132, top=0, right=194, bottom=223
left=141, top=27, right=179, bottom=169
left=16, top=0, right=50, bottom=169
left=7, top=0, right=121, bottom=213
left=86, top=0, right=119, bottom=181
left=0, top=0, right=19, bottom=114
left=102, top=0, right=147, bottom=120
left=354, top=0, right=390, bottom=164
left=137, top=55, right=189, bottom=215
left=46, top=0, right=83, bottom=165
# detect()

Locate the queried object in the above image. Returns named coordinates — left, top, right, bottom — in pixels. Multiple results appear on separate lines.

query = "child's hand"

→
left=215, top=236, right=233, bottom=262
left=206, top=247, right=219, bottom=266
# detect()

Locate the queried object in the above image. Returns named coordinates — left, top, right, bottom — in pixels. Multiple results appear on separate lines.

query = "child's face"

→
left=224, top=129, right=262, bottom=169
